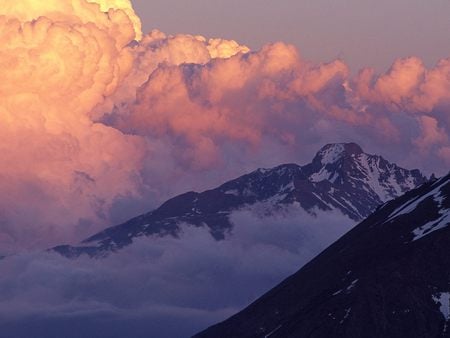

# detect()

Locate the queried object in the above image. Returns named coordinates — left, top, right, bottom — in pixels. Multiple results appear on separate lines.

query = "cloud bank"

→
left=0, top=0, right=449, bottom=250
left=0, top=208, right=353, bottom=338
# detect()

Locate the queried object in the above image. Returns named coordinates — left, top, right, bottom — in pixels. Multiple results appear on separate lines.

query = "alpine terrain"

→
left=53, top=143, right=427, bottom=257
left=195, top=174, right=450, bottom=338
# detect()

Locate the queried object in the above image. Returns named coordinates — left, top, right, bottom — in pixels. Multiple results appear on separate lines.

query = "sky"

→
left=133, top=0, right=450, bottom=72
left=1, top=1, right=450, bottom=337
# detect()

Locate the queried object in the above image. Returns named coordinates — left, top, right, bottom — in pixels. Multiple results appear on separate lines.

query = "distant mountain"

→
left=195, top=174, right=450, bottom=338
left=53, top=143, right=427, bottom=257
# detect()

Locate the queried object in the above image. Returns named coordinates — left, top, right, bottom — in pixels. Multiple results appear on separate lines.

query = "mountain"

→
left=195, top=174, right=450, bottom=338
left=53, top=143, right=427, bottom=257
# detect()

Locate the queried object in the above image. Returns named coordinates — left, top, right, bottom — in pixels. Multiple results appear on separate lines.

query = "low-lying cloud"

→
left=0, top=208, right=353, bottom=338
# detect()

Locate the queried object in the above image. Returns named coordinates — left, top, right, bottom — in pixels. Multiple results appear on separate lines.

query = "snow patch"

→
left=332, top=289, right=343, bottom=296
left=224, top=189, right=240, bottom=196
left=412, top=211, right=450, bottom=241
left=387, top=179, right=447, bottom=223
left=340, top=308, right=351, bottom=324
left=257, top=168, right=270, bottom=174
left=318, top=144, right=345, bottom=164
left=242, top=188, right=257, bottom=197
left=346, top=279, right=359, bottom=292
left=328, top=312, right=337, bottom=320
left=434, top=191, right=446, bottom=208
left=280, top=181, right=295, bottom=193
left=333, top=279, right=359, bottom=297
left=433, top=293, right=450, bottom=321
left=311, top=192, right=332, bottom=208
left=262, top=193, right=289, bottom=205
left=353, top=154, right=391, bottom=201
left=264, top=325, right=283, bottom=338
left=310, top=167, right=334, bottom=183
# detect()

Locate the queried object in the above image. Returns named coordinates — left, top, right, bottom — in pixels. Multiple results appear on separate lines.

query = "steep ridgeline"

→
left=195, top=174, right=450, bottom=338
left=53, top=143, right=427, bottom=257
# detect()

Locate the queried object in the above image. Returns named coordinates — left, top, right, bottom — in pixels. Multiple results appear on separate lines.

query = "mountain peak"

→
left=52, top=142, right=428, bottom=258
left=314, top=142, right=364, bottom=165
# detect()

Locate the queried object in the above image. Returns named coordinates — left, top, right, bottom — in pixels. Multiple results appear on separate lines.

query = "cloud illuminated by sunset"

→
left=0, top=0, right=449, bottom=252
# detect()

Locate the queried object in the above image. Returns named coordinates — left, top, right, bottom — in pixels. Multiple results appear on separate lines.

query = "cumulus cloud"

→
left=115, top=39, right=450, bottom=179
left=109, top=42, right=350, bottom=177
left=3, top=2, right=450, bottom=337
left=0, top=0, right=148, bottom=251
left=0, top=208, right=353, bottom=338
left=1, top=0, right=450, bottom=252
left=99, top=29, right=250, bottom=117
left=0, top=0, right=253, bottom=251
left=107, top=37, right=450, bottom=194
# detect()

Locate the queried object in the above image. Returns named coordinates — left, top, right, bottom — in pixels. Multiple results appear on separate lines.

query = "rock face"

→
left=53, top=143, right=427, bottom=257
left=194, top=174, right=450, bottom=338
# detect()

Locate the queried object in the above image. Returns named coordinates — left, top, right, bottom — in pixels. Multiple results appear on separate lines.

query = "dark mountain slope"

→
left=195, top=175, right=450, bottom=338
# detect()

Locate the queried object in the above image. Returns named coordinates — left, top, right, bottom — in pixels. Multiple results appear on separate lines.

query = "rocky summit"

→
left=53, top=143, right=427, bottom=257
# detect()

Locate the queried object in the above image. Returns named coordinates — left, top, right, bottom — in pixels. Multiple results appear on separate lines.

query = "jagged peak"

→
left=52, top=142, right=430, bottom=258
left=313, top=143, right=364, bottom=165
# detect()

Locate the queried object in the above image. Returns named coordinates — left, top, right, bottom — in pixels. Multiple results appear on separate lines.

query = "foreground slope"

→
left=54, top=143, right=427, bottom=257
left=195, top=174, right=450, bottom=338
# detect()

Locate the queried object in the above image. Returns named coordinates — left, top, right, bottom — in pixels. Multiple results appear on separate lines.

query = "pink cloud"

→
left=1, top=0, right=450, bottom=251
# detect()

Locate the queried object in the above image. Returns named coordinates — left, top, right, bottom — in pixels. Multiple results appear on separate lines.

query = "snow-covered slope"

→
left=195, top=174, right=450, bottom=338
left=53, top=143, right=427, bottom=257
left=303, top=143, right=425, bottom=217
